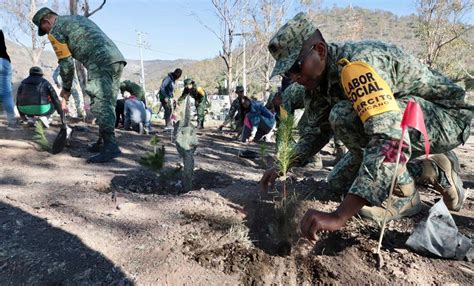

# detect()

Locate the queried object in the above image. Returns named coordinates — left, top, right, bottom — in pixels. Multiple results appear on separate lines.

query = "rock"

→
left=394, top=248, right=409, bottom=255
left=410, top=262, right=419, bottom=270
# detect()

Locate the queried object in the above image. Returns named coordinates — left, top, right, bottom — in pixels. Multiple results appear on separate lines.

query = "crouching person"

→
left=17, top=66, right=65, bottom=127
left=124, top=95, right=151, bottom=134
left=241, top=96, right=276, bottom=143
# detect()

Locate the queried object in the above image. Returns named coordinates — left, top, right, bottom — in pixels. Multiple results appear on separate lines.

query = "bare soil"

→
left=0, top=118, right=473, bottom=285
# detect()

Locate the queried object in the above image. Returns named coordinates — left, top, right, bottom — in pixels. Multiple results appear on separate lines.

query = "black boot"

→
left=87, top=142, right=121, bottom=163
left=197, top=120, right=204, bottom=129
left=88, top=138, right=103, bottom=153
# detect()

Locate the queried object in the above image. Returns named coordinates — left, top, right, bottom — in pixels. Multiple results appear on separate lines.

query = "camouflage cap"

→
left=235, top=85, right=244, bottom=93
left=32, top=7, right=57, bottom=36
left=183, top=78, right=193, bottom=86
left=29, top=66, right=43, bottom=76
left=268, top=12, right=317, bottom=78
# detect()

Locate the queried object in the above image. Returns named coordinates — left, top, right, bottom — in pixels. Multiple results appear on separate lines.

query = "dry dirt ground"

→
left=0, top=117, right=473, bottom=285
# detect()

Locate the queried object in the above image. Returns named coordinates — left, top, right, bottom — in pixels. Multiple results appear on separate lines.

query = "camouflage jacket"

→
left=120, top=80, right=145, bottom=100
left=292, top=40, right=473, bottom=166
left=223, top=97, right=243, bottom=125
left=178, top=85, right=207, bottom=105
left=48, top=15, right=125, bottom=91
left=281, top=83, right=305, bottom=114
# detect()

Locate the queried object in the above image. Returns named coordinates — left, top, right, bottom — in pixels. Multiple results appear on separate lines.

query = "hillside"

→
left=5, top=6, right=473, bottom=96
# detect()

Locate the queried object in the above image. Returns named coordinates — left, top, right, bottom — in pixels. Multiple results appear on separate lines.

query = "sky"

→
left=1, top=0, right=472, bottom=61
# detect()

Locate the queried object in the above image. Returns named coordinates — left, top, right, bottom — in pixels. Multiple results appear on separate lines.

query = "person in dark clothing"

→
left=16, top=66, right=65, bottom=125
left=115, top=98, right=125, bottom=128
left=0, top=29, right=16, bottom=127
left=157, top=68, right=182, bottom=129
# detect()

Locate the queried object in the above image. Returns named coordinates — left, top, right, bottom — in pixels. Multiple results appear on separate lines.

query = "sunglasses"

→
left=287, top=45, right=315, bottom=75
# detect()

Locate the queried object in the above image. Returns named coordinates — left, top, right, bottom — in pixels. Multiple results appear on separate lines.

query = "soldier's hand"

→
left=259, top=167, right=280, bottom=194
left=300, top=210, right=344, bottom=241
left=60, top=88, right=71, bottom=101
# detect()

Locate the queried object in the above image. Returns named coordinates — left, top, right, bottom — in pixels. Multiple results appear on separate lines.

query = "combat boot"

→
left=359, top=187, right=422, bottom=223
left=417, top=151, right=465, bottom=211
left=87, top=141, right=121, bottom=163
left=87, top=138, right=103, bottom=153
left=197, top=120, right=204, bottom=129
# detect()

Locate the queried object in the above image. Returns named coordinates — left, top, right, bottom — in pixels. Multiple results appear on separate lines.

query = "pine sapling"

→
left=275, top=113, right=297, bottom=199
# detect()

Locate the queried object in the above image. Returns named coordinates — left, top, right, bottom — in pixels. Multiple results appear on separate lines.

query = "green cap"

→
left=184, top=78, right=193, bottom=86
left=267, top=12, right=317, bottom=78
left=235, top=85, right=244, bottom=93
left=32, top=7, right=57, bottom=36
left=29, top=66, right=43, bottom=76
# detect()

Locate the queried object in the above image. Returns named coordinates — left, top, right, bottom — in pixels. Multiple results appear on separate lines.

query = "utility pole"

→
left=234, top=32, right=249, bottom=95
left=136, top=30, right=148, bottom=93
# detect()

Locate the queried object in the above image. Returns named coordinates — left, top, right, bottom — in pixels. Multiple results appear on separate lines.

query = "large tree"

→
left=0, top=0, right=61, bottom=65
left=416, top=0, right=473, bottom=80
left=248, top=0, right=286, bottom=99
left=194, top=0, right=248, bottom=101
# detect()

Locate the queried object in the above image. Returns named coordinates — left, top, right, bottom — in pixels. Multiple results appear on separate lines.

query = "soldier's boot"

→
left=88, top=137, right=103, bottom=153
left=359, top=181, right=422, bottom=223
left=306, top=153, right=323, bottom=169
left=87, top=134, right=122, bottom=163
left=417, top=151, right=465, bottom=211
left=197, top=119, right=204, bottom=129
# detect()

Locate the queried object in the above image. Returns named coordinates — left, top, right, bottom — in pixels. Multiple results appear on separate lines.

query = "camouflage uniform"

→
left=53, top=65, right=85, bottom=118
left=223, top=97, right=244, bottom=131
left=33, top=8, right=126, bottom=149
left=268, top=13, right=473, bottom=207
left=179, top=79, right=208, bottom=128
left=120, top=80, right=145, bottom=103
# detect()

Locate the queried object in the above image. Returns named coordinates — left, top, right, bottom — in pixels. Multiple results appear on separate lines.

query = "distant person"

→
left=53, top=65, right=85, bottom=119
left=240, top=96, right=275, bottom=143
left=115, top=98, right=125, bottom=128
left=16, top=66, right=65, bottom=127
left=0, top=29, right=16, bottom=128
left=124, top=95, right=151, bottom=134
left=158, top=68, right=182, bottom=129
left=178, top=78, right=208, bottom=129
left=120, top=79, right=145, bottom=105
left=219, top=85, right=246, bottom=132
left=33, top=7, right=126, bottom=163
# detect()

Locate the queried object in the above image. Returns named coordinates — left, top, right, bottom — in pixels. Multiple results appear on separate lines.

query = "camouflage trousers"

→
left=195, top=97, right=207, bottom=125
left=85, top=62, right=125, bottom=144
left=327, top=97, right=471, bottom=206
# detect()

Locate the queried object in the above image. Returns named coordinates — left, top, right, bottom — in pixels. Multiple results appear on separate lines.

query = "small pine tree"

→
left=275, top=112, right=297, bottom=199
left=140, top=135, right=166, bottom=171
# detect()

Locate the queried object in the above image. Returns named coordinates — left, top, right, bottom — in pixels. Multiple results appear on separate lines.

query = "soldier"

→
left=260, top=13, right=473, bottom=240
left=178, top=78, right=208, bottom=129
left=33, top=7, right=126, bottom=163
left=218, top=85, right=246, bottom=132
left=53, top=65, right=85, bottom=119
left=158, top=68, right=182, bottom=129
left=120, top=79, right=145, bottom=104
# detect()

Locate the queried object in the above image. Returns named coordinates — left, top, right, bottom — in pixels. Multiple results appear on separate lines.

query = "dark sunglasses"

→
left=287, top=45, right=315, bottom=75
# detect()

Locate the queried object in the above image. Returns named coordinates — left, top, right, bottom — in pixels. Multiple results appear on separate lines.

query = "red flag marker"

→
left=401, top=99, right=430, bottom=158
left=376, top=99, right=430, bottom=261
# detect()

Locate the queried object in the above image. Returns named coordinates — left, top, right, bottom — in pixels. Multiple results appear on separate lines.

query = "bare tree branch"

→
left=82, top=0, right=106, bottom=18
